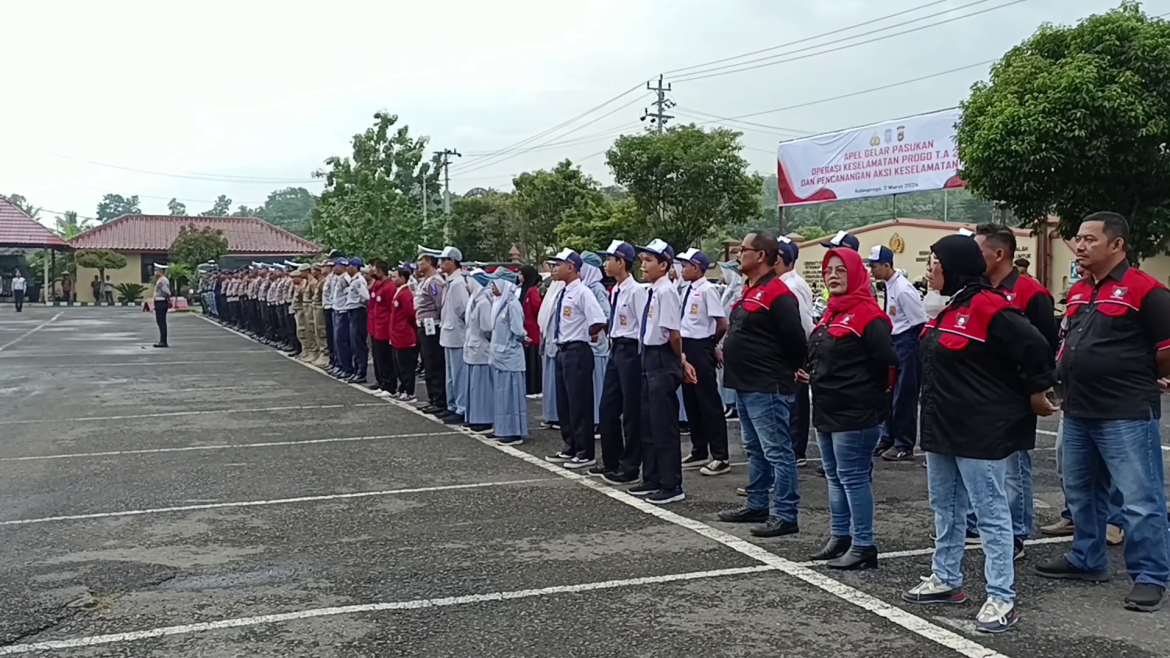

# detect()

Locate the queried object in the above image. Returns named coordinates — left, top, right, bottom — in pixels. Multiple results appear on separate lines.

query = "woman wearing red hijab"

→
left=799, top=247, right=897, bottom=570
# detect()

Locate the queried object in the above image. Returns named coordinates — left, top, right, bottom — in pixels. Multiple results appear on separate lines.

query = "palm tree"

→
left=2, top=194, right=41, bottom=220
left=54, top=211, right=93, bottom=239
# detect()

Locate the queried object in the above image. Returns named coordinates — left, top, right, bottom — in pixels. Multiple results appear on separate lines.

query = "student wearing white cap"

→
left=677, top=248, right=731, bottom=477
left=597, top=240, right=647, bottom=485
left=631, top=239, right=692, bottom=504
left=152, top=263, right=171, bottom=348
left=543, top=248, right=607, bottom=469
left=436, top=246, right=470, bottom=422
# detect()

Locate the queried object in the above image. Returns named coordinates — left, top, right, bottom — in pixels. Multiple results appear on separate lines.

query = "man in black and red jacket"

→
left=716, top=231, right=808, bottom=538
left=1035, top=212, right=1170, bottom=613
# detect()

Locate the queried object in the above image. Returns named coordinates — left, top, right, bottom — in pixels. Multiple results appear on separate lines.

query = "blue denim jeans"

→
left=1062, top=414, right=1170, bottom=586
left=736, top=391, right=799, bottom=523
left=1056, top=412, right=1123, bottom=525
left=817, top=427, right=881, bottom=546
left=966, top=450, right=1033, bottom=539
left=926, top=452, right=1015, bottom=602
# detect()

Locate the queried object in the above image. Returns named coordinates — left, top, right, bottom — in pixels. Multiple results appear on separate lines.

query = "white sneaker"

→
left=564, top=457, right=596, bottom=470
left=975, top=598, right=1019, bottom=633
left=526, top=393, right=542, bottom=400
left=901, top=574, right=967, bottom=605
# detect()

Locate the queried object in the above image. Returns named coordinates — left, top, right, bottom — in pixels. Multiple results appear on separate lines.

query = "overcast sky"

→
left=1, top=0, right=1151, bottom=223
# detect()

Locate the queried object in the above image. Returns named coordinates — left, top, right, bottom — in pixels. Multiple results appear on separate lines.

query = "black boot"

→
left=827, top=545, right=878, bottom=571
left=809, top=536, right=852, bottom=562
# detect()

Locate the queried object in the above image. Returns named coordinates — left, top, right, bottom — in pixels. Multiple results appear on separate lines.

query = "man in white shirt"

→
left=322, top=264, right=338, bottom=371
left=329, top=258, right=354, bottom=379
left=11, top=273, right=26, bottom=312
left=152, top=263, right=172, bottom=348
left=598, top=240, right=648, bottom=486
left=632, top=239, right=692, bottom=505
left=677, top=248, right=731, bottom=477
left=433, top=246, right=469, bottom=422
left=341, top=257, right=371, bottom=384
left=543, top=248, right=607, bottom=470
left=866, top=245, right=929, bottom=462
left=776, top=238, right=815, bottom=464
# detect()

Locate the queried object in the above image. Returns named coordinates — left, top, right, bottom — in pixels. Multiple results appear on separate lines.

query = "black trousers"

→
left=419, top=329, right=446, bottom=407
left=13, top=290, right=23, bottom=312
left=791, top=383, right=811, bottom=460
left=640, top=345, right=683, bottom=491
left=555, top=342, right=595, bottom=459
left=323, top=309, right=335, bottom=365
left=348, top=307, right=369, bottom=378
left=372, top=338, right=396, bottom=390
left=155, top=299, right=170, bottom=345
left=393, top=346, right=418, bottom=395
left=681, top=337, right=729, bottom=461
left=599, top=339, right=642, bottom=475
left=524, top=344, right=542, bottom=395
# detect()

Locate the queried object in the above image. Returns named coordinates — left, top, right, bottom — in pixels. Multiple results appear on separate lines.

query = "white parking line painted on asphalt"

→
left=0, top=478, right=552, bottom=526
left=0, top=312, right=62, bottom=353
left=796, top=536, right=1073, bottom=567
left=33, top=360, right=271, bottom=367
left=0, top=432, right=459, bottom=463
left=0, top=565, right=777, bottom=655
left=0, top=349, right=273, bottom=359
left=0, top=402, right=386, bottom=424
left=199, top=316, right=1017, bottom=658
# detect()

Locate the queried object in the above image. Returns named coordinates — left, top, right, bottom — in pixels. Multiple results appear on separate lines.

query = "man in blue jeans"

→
left=716, top=231, right=808, bottom=537
left=1035, top=212, right=1170, bottom=613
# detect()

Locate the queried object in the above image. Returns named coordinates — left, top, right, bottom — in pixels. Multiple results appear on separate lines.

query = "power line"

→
left=663, top=0, right=957, bottom=75
left=672, top=108, right=812, bottom=136
left=460, top=123, right=643, bottom=157
left=447, top=82, right=649, bottom=173
left=672, top=0, right=1028, bottom=83
left=49, top=153, right=322, bottom=185
left=451, top=94, right=651, bottom=175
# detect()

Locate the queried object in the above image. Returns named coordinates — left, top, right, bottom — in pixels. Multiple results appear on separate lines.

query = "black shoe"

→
left=1034, top=556, right=1110, bottom=582
left=152, top=343, right=169, bottom=348
left=627, top=483, right=656, bottom=497
left=442, top=414, right=464, bottom=425
left=750, top=517, right=799, bottom=538
left=648, top=487, right=685, bottom=505
left=1125, top=583, right=1165, bottom=612
left=467, top=424, right=492, bottom=432
left=585, top=465, right=607, bottom=477
left=366, top=383, right=380, bottom=390
left=419, top=405, right=440, bottom=414
left=681, top=453, right=708, bottom=469
left=1013, top=537, right=1026, bottom=562
left=809, top=536, right=852, bottom=562
left=816, top=465, right=826, bottom=477
left=602, top=471, right=640, bottom=486
left=679, top=423, right=691, bottom=435
left=717, top=505, right=770, bottom=524
left=873, top=440, right=894, bottom=457
left=827, top=545, right=878, bottom=571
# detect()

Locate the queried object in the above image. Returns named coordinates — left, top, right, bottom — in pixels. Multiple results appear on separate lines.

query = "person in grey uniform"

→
left=152, top=263, right=171, bottom=348
left=415, top=250, right=448, bottom=415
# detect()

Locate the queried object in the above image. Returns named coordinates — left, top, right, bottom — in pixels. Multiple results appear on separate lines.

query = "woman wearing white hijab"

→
left=538, top=274, right=566, bottom=429
left=580, top=253, right=611, bottom=435
left=718, top=262, right=744, bottom=415
left=462, top=269, right=495, bottom=431
left=488, top=269, right=529, bottom=444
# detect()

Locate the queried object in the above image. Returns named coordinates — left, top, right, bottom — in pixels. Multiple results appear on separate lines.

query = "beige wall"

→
left=76, top=252, right=143, bottom=302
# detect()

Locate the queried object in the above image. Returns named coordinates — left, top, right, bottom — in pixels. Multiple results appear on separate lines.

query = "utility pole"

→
left=641, top=75, right=675, bottom=133
left=434, top=148, right=461, bottom=214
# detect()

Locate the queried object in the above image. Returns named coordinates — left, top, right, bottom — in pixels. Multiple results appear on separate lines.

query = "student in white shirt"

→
left=543, top=249, right=607, bottom=470
left=776, top=238, right=815, bottom=465
left=865, top=245, right=929, bottom=462
left=631, top=239, right=694, bottom=505
left=677, top=248, right=731, bottom=477
left=597, top=240, right=648, bottom=486
left=329, top=258, right=354, bottom=379
left=11, top=273, right=26, bottom=312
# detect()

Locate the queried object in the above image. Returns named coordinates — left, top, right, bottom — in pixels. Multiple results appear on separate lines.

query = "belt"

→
left=681, top=336, right=716, bottom=343
left=556, top=340, right=589, bottom=348
left=612, top=338, right=638, bottom=346
left=641, top=344, right=672, bottom=351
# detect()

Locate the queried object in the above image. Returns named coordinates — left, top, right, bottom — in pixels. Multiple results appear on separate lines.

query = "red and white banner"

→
left=776, top=108, right=965, bottom=206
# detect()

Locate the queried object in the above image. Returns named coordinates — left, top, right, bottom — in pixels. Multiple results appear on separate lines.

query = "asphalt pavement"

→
left=0, top=306, right=1167, bottom=657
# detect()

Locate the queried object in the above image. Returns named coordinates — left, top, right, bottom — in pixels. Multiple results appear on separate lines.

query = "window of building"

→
left=141, top=256, right=168, bottom=283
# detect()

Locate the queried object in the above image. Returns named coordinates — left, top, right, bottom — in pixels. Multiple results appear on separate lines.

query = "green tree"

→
left=95, top=194, right=141, bottom=224
left=165, top=262, right=193, bottom=295
left=312, top=112, right=444, bottom=264
left=75, top=249, right=128, bottom=285
left=169, top=223, right=229, bottom=267
left=793, top=226, right=829, bottom=240
left=2, top=193, right=41, bottom=219
left=555, top=196, right=647, bottom=253
left=199, top=195, right=233, bottom=217
left=259, top=187, right=316, bottom=235
left=956, top=2, right=1170, bottom=258
left=167, top=198, right=188, bottom=216
left=54, top=211, right=92, bottom=239
left=607, top=125, right=760, bottom=250
left=447, top=193, right=520, bottom=262
left=511, top=160, right=610, bottom=259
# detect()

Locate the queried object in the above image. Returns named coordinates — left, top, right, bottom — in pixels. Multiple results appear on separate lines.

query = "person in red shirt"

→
left=367, top=260, right=397, bottom=397
left=390, top=266, right=420, bottom=401
left=519, top=265, right=543, bottom=397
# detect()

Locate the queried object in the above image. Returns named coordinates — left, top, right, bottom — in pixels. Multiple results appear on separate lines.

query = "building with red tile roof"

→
left=69, top=215, right=321, bottom=301
left=0, top=197, right=69, bottom=249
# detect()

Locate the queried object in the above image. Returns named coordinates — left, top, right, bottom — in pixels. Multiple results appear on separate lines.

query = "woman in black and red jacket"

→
left=902, top=234, right=1055, bottom=634
left=800, top=247, right=898, bottom=570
